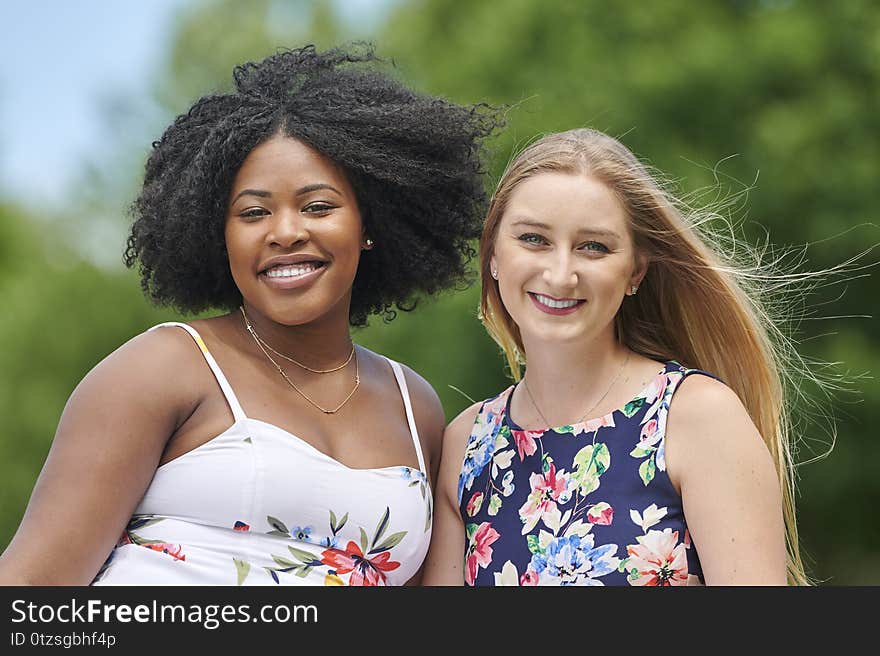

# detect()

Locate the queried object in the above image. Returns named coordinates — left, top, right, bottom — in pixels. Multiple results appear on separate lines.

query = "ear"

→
left=489, top=254, right=498, bottom=280
left=630, top=252, right=649, bottom=288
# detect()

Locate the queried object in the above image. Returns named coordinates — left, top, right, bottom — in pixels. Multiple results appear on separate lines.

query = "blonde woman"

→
left=423, top=128, right=809, bottom=586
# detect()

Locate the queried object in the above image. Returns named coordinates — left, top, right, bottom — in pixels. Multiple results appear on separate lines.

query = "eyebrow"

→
left=509, top=219, right=621, bottom=239
left=231, top=183, right=343, bottom=204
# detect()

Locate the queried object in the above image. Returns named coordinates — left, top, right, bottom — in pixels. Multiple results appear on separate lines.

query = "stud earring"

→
left=630, top=285, right=638, bottom=295
left=491, top=267, right=498, bottom=279
left=363, top=238, right=374, bottom=250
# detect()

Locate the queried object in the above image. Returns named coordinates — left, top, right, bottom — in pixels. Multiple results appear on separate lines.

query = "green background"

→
left=1, top=0, right=877, bottom=584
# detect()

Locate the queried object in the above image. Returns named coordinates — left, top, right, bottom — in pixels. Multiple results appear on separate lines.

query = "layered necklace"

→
left=239, top=306, right=359, bottom=414
left=522, top=350, right=631, bottom=428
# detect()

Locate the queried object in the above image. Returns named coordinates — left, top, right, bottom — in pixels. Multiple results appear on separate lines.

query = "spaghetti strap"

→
left=386, top=358, right=427, bottom=475
left=149, top=322, right=247, bottom=422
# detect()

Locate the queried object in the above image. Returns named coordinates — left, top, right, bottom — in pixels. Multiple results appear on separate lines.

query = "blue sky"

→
left=0, top=0, right=391, bottom=209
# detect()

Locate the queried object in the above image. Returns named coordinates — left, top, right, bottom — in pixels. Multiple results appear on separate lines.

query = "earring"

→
left=363, top=238, right=374, bottom=250
left=629, top=285, right=638, bottom=295
left=491, top=267, right=498, bottom=279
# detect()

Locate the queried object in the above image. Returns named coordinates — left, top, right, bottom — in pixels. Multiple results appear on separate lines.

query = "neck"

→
left=519, top=329, right=631, bottom=425
left=239, top=302, right=354, bottom=370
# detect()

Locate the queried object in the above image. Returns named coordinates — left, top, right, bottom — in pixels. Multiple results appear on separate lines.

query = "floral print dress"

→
left=457, top=361, right=714, bottom=586
left=93, top=323, right=432, bottom=586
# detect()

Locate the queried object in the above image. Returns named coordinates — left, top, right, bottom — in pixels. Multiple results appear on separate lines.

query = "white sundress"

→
left=92, top=322, right=432, bottom=586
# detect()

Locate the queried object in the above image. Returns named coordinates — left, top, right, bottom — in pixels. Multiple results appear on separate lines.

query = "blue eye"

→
left=518, top=233, right=547, bottom=245
left=581, top=241, right=609, bottom=253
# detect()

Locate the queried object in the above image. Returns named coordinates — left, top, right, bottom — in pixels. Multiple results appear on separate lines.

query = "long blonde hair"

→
left=479, top=128, right=810, bottom=585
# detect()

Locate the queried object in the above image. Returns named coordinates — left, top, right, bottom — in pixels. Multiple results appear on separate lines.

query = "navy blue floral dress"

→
left=457, top=361, right=714, bottom=586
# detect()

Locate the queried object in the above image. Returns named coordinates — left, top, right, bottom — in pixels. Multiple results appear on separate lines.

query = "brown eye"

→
left=240, top=207, right=269, bottom=219
left=303, top=202, right=336, bottom=214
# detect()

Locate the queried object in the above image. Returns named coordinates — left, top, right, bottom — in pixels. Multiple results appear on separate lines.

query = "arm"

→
left=398, top=365, right=447, bottom=586
left=421, top=401, right=482, bottom=586
left=0, top=328, right=201, bottom=585
left=664, top=375, right=788, bottom=585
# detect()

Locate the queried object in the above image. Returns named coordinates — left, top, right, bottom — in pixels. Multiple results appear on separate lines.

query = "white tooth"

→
left=536, top=294, right=577, bottom=309
left=266, top=264, right=318, bottom=278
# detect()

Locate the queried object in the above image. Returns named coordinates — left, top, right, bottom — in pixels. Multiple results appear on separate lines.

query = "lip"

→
left=258, top=253, right=328, bottom=273
left=258, top=254, right=328, bottom=291
left=528, top=292, right=585, bottom=316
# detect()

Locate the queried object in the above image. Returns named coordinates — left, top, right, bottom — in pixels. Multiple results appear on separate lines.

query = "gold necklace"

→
left=239, top=306, right=354, bottom=373
left=240, top=308, right=360, bottom=414
left=522, top=350, right=632, bottom=428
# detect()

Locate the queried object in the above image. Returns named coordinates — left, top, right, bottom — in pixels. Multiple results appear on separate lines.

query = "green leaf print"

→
left=288, top=546, right=318, bottom=563
left=372, top=507, right=391, bottom=548
left=495, top=425, right=510, bottom=450
left=488, top=494, right=503, bottom=516
left=373, top=530, right=407, bottom=553
left=295, top=567, right=311, bottom=578
left=331, top=511, right=349, bottom=535
left=526, top=534, right=542, bottom=555
left=571, top=443, right=611, bottom=495
left=267, top=515, right=289, bottom=536
left=639, top=455, right=656, bottom=486
left=233, top=558, right=251, bottom=586
left=555, top=425, right=577, bottom=435
left=465, top=523, right=478, bottom=540
left=330, top=510, right=338, bottom=533
left=272, top=555, right=297, bottom=568
left=359, top=527, right=369, bottom=554
left=622, top=397, right=646, bottom=417
left=629, top=444, right=655, bottom=458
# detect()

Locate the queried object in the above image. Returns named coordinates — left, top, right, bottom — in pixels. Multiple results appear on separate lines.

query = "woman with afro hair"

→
left=0, top=45, right=500, bottom=586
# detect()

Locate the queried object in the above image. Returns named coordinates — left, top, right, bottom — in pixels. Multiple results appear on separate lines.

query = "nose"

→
left=267, top=209, right=309, bottom=248
left=542, top=252, right=578, bottom=291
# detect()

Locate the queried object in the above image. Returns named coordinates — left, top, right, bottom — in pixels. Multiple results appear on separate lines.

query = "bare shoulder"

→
left=445, top=400, right=483, bottom=444
left=665, top=373, right=772, bottom=492
left=396, top=361, right=446, bottom=454
left=75, top=323, right=209, bottom=421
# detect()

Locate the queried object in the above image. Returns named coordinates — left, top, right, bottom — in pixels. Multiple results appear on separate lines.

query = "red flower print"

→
left=321, top=541, right=401, bottom=586
left=466, top=492, right=484, bottom=517
left=143, top=542, right=186, bottom=562
left=511, top=429, right=540, bottom=461
left=465, top=522, right=500, bottom=585
left=520, top=569, right=539, bottom=586
left=587, top=502, right=614, bottom=526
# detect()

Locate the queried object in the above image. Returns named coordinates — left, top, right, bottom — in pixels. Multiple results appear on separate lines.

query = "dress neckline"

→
left=504, top=361, right=678, bottom=433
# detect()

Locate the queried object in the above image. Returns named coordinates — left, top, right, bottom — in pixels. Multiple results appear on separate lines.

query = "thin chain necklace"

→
left=239, top=307, right=359, bottom=414
left=522, top=350, right=632, bottom=428
left=239, top=306, right=354, bottom=373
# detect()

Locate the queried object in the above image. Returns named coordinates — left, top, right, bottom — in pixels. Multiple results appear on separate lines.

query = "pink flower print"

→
left=582, top=413, right=615, bottom=434
left=520, top=569, right=539, bottom=586
left=511, top=429, right=540, bottom=461
left=465, top=522, right=500, bottom=585
left=587, top=502, right=614, bottom=526
left=143, top=542, right=186, bottom=562
left=466, top=492, right=484, bottom=517
left=644, top=372, right=668, bottom=404
left=518, top=463, right=570, bottom=534
left=639, top=418, right=661, bottom=448
left=625, top=528, right=688, bottom=586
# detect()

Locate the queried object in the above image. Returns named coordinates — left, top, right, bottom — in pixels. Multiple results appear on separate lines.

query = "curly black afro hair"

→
left=124, top=44, right=501, bottom=326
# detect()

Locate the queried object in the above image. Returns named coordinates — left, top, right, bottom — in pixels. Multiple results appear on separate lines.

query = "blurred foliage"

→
left=0, top=0, right=877, bottom=583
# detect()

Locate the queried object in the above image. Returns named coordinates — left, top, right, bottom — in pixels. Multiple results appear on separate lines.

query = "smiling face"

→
left=490, top=171, right=646, bottom=349
left=225, top=134, right=367, bottom=327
